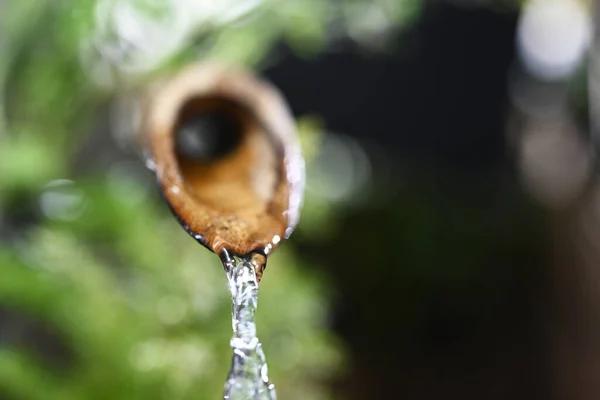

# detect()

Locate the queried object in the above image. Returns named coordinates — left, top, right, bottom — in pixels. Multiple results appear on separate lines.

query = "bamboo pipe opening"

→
left=142, top=63, right=304, bottom=278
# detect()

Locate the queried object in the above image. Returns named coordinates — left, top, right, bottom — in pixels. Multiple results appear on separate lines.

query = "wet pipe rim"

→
left=162, top=189, right=270, bottom=281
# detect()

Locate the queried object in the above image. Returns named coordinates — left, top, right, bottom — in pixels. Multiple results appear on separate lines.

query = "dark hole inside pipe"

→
left=174, top=100, right=244, bottom=163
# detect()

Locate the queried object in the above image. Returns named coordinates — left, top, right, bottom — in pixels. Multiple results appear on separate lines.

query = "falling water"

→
left=222, top=254, right=276, bottom=400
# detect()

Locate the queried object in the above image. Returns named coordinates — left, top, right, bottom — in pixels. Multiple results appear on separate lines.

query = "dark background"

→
left=266, top=2, right=559, bottom=399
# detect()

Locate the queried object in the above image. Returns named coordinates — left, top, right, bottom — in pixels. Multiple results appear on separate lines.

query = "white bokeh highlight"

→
left=517, top=0, right=591, bottom=80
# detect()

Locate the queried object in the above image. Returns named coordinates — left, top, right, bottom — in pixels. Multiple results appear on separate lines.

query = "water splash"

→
left=222, top=254, right=276, bottom=400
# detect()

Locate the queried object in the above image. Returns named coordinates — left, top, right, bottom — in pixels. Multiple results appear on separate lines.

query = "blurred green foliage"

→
left=0, top=176, right=343, bottom=399
left=2, top=0, right=425, bottom=398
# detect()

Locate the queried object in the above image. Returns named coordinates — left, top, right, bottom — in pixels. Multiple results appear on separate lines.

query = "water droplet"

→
left=142, top=148, right=157, bottom=171
left=260, top=364, right=269, bottom=382
left=264, top=243, right=273, bottom=255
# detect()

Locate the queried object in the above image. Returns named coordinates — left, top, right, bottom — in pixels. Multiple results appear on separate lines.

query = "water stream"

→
left=222, top=254, right=276, bottom=400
